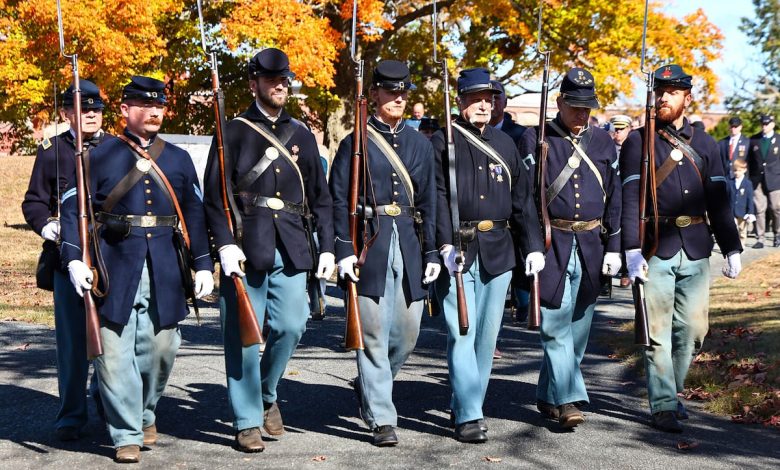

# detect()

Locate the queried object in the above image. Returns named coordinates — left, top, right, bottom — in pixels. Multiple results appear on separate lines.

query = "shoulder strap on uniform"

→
left=452, top=122, right=512, bottom=188
left=546, top=121, right=605, bottom=204
left=657, top=127, right=704, bottom=183
left=233, top=117, right=305, bottom=203
left=366, top=126, right=415, bottom=202
left=103, top=137, right=165, bottom=213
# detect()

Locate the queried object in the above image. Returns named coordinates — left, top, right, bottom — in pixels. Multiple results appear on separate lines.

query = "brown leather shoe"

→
left=236, top=427, right=265, bottom=453
left=263, top=402, right=284, bottom=436
left=536, top=400, right=560, bottom=420
left=115, top=445, right=141, bottom=463
left=142, top=423, right=157, bottom=446
left=558, top=403, right=585, bottom=428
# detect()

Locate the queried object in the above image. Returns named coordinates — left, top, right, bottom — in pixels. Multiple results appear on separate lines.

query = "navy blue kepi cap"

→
left=560, top=68, right=600, bottom=109
left=653, top=64, right=692, bottom=90
left=62, top=79, right=104, bottom=110
left=761, top=114, right=775, bottom=124
left=372, top=60, right=415, bottom=91
left=248, top=48, right=295, bottom=79
left=122, top=76, right=167, bottom=104
left=457, top=68, right=500, bottom=96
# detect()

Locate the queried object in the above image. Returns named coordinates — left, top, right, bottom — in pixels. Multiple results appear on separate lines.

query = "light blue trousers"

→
left=219, top=247, right=308, bottom=432
left=537, top=242, right=596, bottom=406
left=95, top=261, right=181, bottom=448
left=644, top=250, right=710, bottom=414
left=356, top=223, right=424, bottom=429
left=53, top=269, right=90, bottom=430
left=436, top=257, right=512, bottom=425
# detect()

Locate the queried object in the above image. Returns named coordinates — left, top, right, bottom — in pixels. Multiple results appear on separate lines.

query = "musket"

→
left=196, top=0, right=262, bottom=346
left=527, top=0, right=551, bottom=331
left=343, top=0, right=366, bottom=350
left=434, top=0, right=468, bottom=335
left=57, top=0, right=102, bottom=359
left=633, top=0, right=653, bottom=347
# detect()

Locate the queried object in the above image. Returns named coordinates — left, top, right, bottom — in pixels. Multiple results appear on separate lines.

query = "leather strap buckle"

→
left=266, top=197, right=285, bottom=211
left=476, top=220, right=494, bottom=232
left=384, top=203, right=402, bottom=217
left=675, top=215, right=692, bottom=228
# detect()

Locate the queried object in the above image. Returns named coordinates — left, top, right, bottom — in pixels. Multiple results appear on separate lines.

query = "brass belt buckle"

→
left=385, top=203, right=402, bottom=217
left=266, top=197, right=285, bottom=210
left=477, top=220, right=494, bottom=232
left=571, top=221, right=589, bottom=232
left=139, top=215, right=155, bottom=228
left=675, top=215, right=691, bottom=228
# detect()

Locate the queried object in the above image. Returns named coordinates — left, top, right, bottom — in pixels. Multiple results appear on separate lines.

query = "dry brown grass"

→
left=0, top=156, right=55, bottom=326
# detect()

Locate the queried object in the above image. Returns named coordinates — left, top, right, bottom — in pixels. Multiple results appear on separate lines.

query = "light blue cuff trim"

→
left=62, top=188, right=77, bottom=203
left=62, top=241, right=81, bottom=252
left=623, top=174, right=640, bottom=185
left=710, top=176, right=727, bottom=183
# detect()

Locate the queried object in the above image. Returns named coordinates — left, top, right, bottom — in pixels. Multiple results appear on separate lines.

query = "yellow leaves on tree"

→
left=338, top=0, right=391, bottom=43
left=220, top=0, right=342, bottom=88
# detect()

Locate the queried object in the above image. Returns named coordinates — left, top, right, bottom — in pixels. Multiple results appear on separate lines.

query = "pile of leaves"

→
left=684, top=327, right=779, bottom=428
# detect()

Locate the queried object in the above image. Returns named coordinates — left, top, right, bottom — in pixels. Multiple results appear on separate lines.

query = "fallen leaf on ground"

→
left=312, top=455, right=326, bottom=462
left=676, top=439, right=699, bottom=451
left=483, top=456, right=502, bottom=463
left=14, top=343, right=29, bottom=350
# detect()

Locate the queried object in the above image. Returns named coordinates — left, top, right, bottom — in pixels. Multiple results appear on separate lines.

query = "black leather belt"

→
left=655, top=215, right=705, bottom=228
left=238, top=193, right=305, bottom=216
left=550, top=218, right=601, bottom=232
left=460, top=219, right=509, bottom=232
left=95, top=212, right=178, bottom=227
left=358, top=203, right=417, bottom=219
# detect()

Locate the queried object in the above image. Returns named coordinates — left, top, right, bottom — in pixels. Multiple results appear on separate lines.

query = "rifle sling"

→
left=366, top=126, right=415, bottom=202
left=103, top=138, right=165, bottom=213
left=452, top=122, right=512, bottom=188
left=116, top=135, right=190, bottom=248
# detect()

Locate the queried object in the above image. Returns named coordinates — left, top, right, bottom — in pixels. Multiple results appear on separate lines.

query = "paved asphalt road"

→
left=1, top=247, right=778, bottom=469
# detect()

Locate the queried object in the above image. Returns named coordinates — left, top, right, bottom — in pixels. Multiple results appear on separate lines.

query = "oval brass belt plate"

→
left=267, top=197, right=285, bottom=210
left=571, top=221, right=589, bottom=231
left=675, top=215, right=691, bottom=227
left=477, top=220, right=494, bottom=231
left=385, top=204, right=402, bottom=216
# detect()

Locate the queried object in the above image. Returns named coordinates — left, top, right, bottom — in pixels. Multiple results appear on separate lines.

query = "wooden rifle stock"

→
left=455, top=272, right=468, bottom=335
left=209, top=54, right=262, bottom=346
left=528, top=27, right=552, bottom=330
left=344, top=55, right=366, bottom=351
left=71, top=65, right=104, bottom=360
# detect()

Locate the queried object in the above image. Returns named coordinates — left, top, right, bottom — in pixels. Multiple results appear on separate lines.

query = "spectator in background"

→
left=731, top=159, right=756, bottom=242
left=418, top=117, right=440, bottom=140
left=406, top=102, right=425, bottom=130
left=747, top=114, right=780, bottom=248
left=719, top=117, right=749, bottom=177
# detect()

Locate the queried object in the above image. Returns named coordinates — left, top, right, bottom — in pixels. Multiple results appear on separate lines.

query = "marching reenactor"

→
left=22, top=80, right=109, bottom=441
left=519, top=68, right=622, bottom=429
left=60, top=76, right=214, bottom=462
left=747, top=114, right=780, bottom=248
left=433, top=68, right=544, bottom=443
left=621, top=64, right=742, bottom=433
left=203, top=48, right=335, bottom=453
left=330, top=60, right=439, bottom=447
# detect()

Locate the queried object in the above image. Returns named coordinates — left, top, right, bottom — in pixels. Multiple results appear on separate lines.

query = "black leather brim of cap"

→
left=562, top=96, right=600, bottom=109
left=458, top=84, right=502, bottom=95
left=254, top=71, right=296, bottom=79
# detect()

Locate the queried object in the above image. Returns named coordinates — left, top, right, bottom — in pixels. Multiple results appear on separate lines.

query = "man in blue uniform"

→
left=747, top=114, right=780, bottom=248
left=331, top=60, right=439, bottom=447
left=621, top=64, right=742, bottom=433
left=719, top=116, right=749, bottom=175
left=519, top=68, right=622, bottom=429
left=203, top=48, right=335, bottom=453
left=433, top=68, right=544, bottom=443
left=22, top=80, right=108, bottom=441
left=61, top=76, right=214, bottom=462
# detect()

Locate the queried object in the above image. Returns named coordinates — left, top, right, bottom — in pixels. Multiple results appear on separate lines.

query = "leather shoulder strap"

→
left=103, top=138, right=165, bottom=212
left=366, top=126, right=415, bottom=202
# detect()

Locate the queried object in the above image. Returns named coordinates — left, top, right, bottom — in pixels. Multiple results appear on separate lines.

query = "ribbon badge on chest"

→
left=291, top=144, right=300, bottom=162
left=489, top=163, right=504, bottom=183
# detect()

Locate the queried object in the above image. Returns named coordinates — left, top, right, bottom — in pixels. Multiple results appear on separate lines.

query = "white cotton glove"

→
left=194, top=270, right=214, bottom=299
left=422, top=262, right=442, bottom=284
left=722, top=253, right=742, bottom=279
left=525, top=252, right=546, bottom=276
left=338, top=255, right=359, bottom=282
left=744, top=214, right=756, bottom=224
left=625, top=249, right=649, bottom=283
left=218, top=244, right=246, bottom=277
left=316, top=252, right=336, bottom=280
left=601, top=252, right=622, bottom=276
left=67, top=260, right=93, bottom=297
left=41, top=220, right=60, bottom=242
left=439, top=244, right=464, bottom=275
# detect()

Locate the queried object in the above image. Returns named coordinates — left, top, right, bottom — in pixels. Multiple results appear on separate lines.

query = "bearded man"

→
left=620, top=64, right=742, bottom=433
